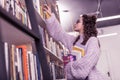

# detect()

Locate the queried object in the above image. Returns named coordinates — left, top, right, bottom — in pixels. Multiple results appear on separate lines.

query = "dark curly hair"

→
left=73, top=14, right=98, bottom=45
left=82, top=14, right=97, bottom=45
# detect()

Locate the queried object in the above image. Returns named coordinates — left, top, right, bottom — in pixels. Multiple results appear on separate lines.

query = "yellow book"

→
left=72, top=46, right=85, bottom=60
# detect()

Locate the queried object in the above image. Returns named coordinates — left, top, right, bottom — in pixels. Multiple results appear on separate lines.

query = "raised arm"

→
left=45, top=13, right=76, bottom=51
left=39, top=5, right=75, bottom=51
left=65, top=37, right=100, bottom=79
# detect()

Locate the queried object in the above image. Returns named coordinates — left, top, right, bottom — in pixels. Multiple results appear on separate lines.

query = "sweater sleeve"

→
left=65, top=37, right=100, bottom=79
left=45, top=13, right=75, bottom=51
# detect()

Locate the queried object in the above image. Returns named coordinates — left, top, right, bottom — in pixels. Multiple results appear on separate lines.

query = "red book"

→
left=17, top=45, right=29, bottom=80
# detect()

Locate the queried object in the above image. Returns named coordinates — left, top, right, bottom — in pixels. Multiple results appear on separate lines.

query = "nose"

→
left=73, top=24, right=77, bottom=28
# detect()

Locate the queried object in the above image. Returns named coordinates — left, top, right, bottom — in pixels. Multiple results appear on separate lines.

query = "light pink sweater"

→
left=45, top=13, right=109, bottom=80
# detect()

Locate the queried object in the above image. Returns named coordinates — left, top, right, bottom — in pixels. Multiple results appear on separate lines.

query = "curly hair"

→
left=82, top=14, right=97, bottom=45
left=73, top=14, right=98, bottom=45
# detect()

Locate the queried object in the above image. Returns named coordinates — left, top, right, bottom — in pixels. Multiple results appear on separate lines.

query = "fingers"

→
left=43, top=5, right=49, bottom=12
left=42, top=4, right=52, bottom=19
left=43, top=5, right=50, bottom=12
left=43, top=5, right=48, bottom=11
left=44, top=5, right=51, bottom=16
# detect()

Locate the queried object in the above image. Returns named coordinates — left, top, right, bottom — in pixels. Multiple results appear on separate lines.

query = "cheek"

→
left=77, top=24, right=83, bottom=29
left=80, top=25, right=84, bottom=30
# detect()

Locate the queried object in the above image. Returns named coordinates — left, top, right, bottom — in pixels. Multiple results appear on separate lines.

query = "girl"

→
left=43, top=6, right=109, bottom=80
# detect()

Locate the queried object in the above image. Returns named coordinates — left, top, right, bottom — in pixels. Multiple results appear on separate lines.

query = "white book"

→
left=53, top=42, right=57, bottom=56
left=5, top=0, right=10, bottom=12
left=0, top=0, right=5, bottom=8
left=27, top=16, right=32, bottom=30
left=33, top=0, right=40, bottom=14
left=30, top=53, right=36, bottom=80
left=4, top=42, right=9, bottom=79
left=33, top=55, right=38, bottom=80
left=51, top=63, right=56, bottom=80
left=18, top=48, right=24, bottom=80
left=15, top=3, right=21, bottom=20
left=49, top=37, right=53, bottom=52
left=10, top=0, right=15, bottom=15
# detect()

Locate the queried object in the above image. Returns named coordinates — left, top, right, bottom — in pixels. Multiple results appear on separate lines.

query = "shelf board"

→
left=56, top=79, right=66, bottom=80
left=44, top=46, right=63, bottom=64
left=0, top=7, right=39, bottom=39
left=35, top=11, right=46, bottom=28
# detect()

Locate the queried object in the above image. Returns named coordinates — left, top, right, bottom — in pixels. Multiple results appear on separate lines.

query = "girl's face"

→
left=74, top=17, right=84, bottom=33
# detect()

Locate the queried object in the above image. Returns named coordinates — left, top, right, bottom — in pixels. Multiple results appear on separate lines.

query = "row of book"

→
left=39, top=22, right=68, bottom=80
left=0, top=0, right=60, bottom=29
left=37, top=1, right=67, bottom=79
left=0, top=0, right=32, bottom=29
left=49, top=62, right=65, bottom=80
left=4, top=42, right=41, bottom=80
left=39, top=26, right=66, bottom=79
left=0, top=0, right=65, bottom=79
left=37, top=0, right=67, bottom=78
left=32, top=0, right=47, bottom=19
left=39, top=26, right=64, bottom=61
left=32, top=0, right=60, bottom=20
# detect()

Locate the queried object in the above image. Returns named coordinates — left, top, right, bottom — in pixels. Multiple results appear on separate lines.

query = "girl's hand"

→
left=43, top=4, right=52, bottom=19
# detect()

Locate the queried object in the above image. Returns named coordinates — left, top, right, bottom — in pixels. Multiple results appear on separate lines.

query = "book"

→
left=17, top=48, right=24, bottom=80
left=4, top=42, right=9, bottom=80
left=17, top=45, right=29, bottom=80
left=10, top=44, right=16, bottom=80
left=72, top=46, right=85, bottom=60
left=33, top=0, right=40, bottom=15
left=33, top=54, right=38, bottom=80
left=29, top=53, right=36, bottom=80
left=36, top=54, right=42, bottom=80
left=0, top=0, right=5, bottom=8
left=4, top=42, right=9, bottom=74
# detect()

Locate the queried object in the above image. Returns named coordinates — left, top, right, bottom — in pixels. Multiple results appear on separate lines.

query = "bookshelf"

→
left=0, top=0, right=66, bottom=80
left=44, top=46, right=63, bottom=64
left=34, top=0, right=66, bottom=79
left=0, top=0, right=51, bottom=80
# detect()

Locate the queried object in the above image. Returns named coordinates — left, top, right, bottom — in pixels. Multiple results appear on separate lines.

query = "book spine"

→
left=11, top=45, right=16, bottom=80
left=36, top=54, right=42, bottom=80
left=33, top=54, right=38, bottom=80
left=4, top=42, right=9, bottom=79
left=0, top=0, right=5, bottom=8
